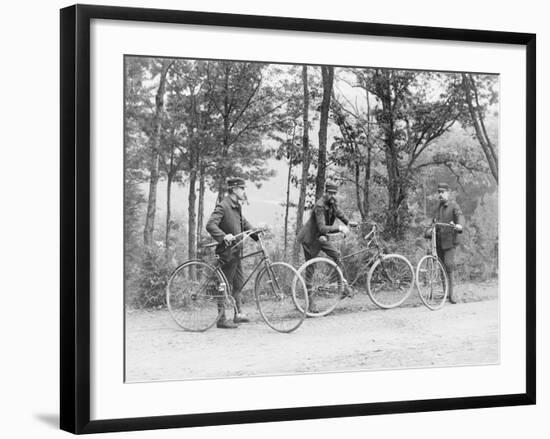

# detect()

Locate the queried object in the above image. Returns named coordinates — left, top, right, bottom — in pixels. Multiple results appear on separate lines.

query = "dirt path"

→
left=125, top=282, right=499, bottom=382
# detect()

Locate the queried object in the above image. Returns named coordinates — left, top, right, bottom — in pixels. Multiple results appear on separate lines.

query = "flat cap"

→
left=325, top=181, right=338, bottom=192
left=227, top=177, right=246, bottom=188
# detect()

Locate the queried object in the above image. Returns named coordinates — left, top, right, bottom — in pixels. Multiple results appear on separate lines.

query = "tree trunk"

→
left=293, top=66, right=310, bottom=264
left=165, top=172, right=173, bottom=257
left=143, top=148, right=160, bottom=247
left=216, top=65, right=232, bottom=203
left=359, top=90, right=373, bottom=236
left=381, top=91, right=405, bottom=239
left=471, top=75, right=499, bottom=170
left=164, top=148, right=175, bottom=257
left=143, top=60, right=171, bottom=247
left=188, top=148, right=198, bottom=261
left=197, top=165, right=206, bottom=246
left=462, top=73, right=498, bottom=183
left=354, top=162, right=365, bottom=218
left=385, top=145, right=406, bottom=238
left=422, top=177, right=427, bottom=218
left=363, top=145, right=371, bottom=220
left=315, top=66, right=334, bottom=200
left=216, top=133, right=229, bottom=202
left=284, top=160, right=293, bottom=258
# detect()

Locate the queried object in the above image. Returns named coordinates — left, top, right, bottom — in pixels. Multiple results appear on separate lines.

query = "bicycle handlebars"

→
left=202, top=227, right=266, bottom=249
left=432, top=222, right=459, bottom=230
left=328, top=220, right=378, bottom=236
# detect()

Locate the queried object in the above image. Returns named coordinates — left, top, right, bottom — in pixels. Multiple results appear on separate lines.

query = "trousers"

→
left=302, top=239, right=342, bottom=292
left=436, top=245, right=456, bottom=302
left=217, top=249, right=245, bottom=317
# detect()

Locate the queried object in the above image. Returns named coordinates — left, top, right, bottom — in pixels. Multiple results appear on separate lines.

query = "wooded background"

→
left=124, top=56, right=499, bottom=308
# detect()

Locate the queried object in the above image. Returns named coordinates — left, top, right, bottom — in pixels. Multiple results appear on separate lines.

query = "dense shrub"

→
left=125, top=242, right=178, bottom=309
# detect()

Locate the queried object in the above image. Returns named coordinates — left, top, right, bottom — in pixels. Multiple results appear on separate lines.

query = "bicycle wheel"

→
left=416, top=255, right=448, bottom=310
left=166, top=260, right=226, bottom=332
left=296, top=257, right=345, bottom=317
left=367, top=254, right=415, bottom=309
left=255, top=262, right=308, bottom=333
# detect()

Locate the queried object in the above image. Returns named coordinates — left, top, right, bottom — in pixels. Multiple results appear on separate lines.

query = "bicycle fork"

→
left=264, top=267, right=285, bottom=301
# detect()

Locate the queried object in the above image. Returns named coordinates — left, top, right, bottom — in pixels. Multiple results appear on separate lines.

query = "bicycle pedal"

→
left=341, top=288, right=354, bottom=299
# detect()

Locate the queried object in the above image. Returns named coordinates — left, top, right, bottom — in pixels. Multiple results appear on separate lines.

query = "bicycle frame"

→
left=430, top=226, right=438, bottom=257
left=212, top=232, right=273, bottom=296
left=167, top=227, right=308, bottom=333
left=339, top=225, right=383, bottom=287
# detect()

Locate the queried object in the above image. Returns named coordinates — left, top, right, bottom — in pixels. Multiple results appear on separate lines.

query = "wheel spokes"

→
left=255, top=263, right=307, bottom=333
left=167, top=262, right=224, bottom=332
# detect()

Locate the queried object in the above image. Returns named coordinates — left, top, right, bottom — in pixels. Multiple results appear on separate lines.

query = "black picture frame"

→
left=60, top=3, right=536, bottom=434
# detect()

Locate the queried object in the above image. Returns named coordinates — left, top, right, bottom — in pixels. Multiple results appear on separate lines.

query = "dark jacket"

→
left=432, top=200, right=465, bottom=250
left=297, top=195, right=349, bottom=245
left=206, top=195, right=255, bottom=254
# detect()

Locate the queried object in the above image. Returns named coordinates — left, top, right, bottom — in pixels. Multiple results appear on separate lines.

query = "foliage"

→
left=124, top=57, right=500, bottom=309
left=125, top=242, right=175, bottom=309
left=457, top=192, right=499, bottom=280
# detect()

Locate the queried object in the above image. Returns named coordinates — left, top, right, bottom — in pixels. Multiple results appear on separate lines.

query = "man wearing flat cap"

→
left=427, top=182, right=465, bottom=304
left=297, top=181, right=357, bottom=313
left=206, top=177, right=258, bottom=328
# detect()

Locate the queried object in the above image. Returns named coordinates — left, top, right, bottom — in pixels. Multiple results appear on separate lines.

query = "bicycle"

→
left=166, top=228, right=308, bottom=333
left=415, top=222, right=457, bottom=310
left=295, top=221, right=415, bottom=317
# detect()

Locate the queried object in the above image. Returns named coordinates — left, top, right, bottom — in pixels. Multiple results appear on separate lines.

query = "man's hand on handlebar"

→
left=223, top=233, right=236, bottom=245
left=430, top=221, right=463, bottom=232
left=257, top=222, right=269, bottom=232
left=450, top=221, right=463, bottom=232
left=339, top=225, right=350, bottom=236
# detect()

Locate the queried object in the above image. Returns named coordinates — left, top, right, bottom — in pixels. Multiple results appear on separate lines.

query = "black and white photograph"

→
left=1, top=0, right=542, bottom=436
left=123, top=56, right=500, bottom=382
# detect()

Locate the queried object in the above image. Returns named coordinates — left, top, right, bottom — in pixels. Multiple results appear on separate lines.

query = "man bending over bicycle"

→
left=206, top=177, right=259, bottom=329
left=297, top=181, right=357, bottom=313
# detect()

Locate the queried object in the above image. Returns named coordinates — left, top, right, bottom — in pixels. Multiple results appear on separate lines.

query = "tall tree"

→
left=203, top=61, right=283, bottom=200
left=461, top=73, right=498, bottom=183
left=159, top=126, right=185, bottom=256
left=125, top=57, right=154, bottom=260
left=273, top=124, right=300, bottom=258
left=331, top=96, right=374, bottom=230
left=143, top=59, right=173, bottom=247
left=187, top=146, right=198, bottom=260
left=315, top=66, right=334, bottom=200
left=283, top=132, right=296, bottom=257
left=294, top=65, right=311, bottom=263
left=165, top=60, right=216, bottom=261
left=355, top=69, right=464, bottom=238
left=196, top=165, right=207, bottom=244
